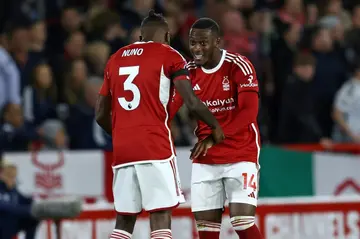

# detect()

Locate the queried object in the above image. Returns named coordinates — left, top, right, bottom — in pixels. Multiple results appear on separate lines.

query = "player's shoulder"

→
left=224, top=50, right=254, bottom=66
left=224, top=50, right=255, bottom=75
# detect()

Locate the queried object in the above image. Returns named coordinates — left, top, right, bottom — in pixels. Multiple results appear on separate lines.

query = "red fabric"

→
left=170, top=50, right=261, bottom=164
left=198, top=231, right=220, bottom=239
left=103, top=42, right=189, bottom=167
left=235, top=224, right=263, bottom=239
left=104, top=151, right=114, bottom=202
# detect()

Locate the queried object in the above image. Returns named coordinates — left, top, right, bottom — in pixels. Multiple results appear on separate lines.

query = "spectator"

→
left=5, top=22, right=32, bottom=92
left=311, top=25, right=347, bottom=137
left=0, top=0, right=358, bottom=150
left=119, top=0, right=161, bottom=30
left=275, top=0, right=305, bottom=26
left=0, top=45, right=21, bottom=112
left=0, top=103, right=40, bottom=152
left=29, top=20, right=47, bottom=56
left=319, top=0, right=352, bottom=30
left=270, top=22, right=301, bottom=141
left=22, top=63, right=66, bottom=150
left=87, top=10, right=127, bottom=53
left=51, top=31, right=86, bottom=102
left=47, top=6, right=83, bottom=55
left=277, top=52, right=330, bottom=144
left=0, top=160, right=39, bottom=239
left=63, top=59, right=88, bottom=105
left=23, top=63, right=57, bottom=126
left=332, top=64, right=360, bottom=142
left=344, top=5, right=360, bottom=72
left=222, top=10, right=257, bottom=58
left=85, top=41, right=110, bottom=77
left=66, top=77, right=111, bottom=150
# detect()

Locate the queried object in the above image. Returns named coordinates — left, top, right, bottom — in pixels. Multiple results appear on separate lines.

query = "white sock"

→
left=231, top=216, right=255, bottom=231
left=150, top=229, right=172, bottom=239
left=110, top=229, right=132, bottom=239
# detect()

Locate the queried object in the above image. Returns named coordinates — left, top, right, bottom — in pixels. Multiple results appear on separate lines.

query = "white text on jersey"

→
left=240, top=75, right=258, bottom=88
left=122, top=48, right=144, bottom=57
left=203, top=97, right=234, bottom=107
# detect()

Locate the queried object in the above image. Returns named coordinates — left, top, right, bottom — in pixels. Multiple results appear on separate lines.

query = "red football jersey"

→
left=99, top=41, right=189, bottom=167
left=170, top=50, right=261, bottom=165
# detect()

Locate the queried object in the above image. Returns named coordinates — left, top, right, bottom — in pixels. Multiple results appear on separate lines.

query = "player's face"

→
left=189, top=29, right=218, bottom=66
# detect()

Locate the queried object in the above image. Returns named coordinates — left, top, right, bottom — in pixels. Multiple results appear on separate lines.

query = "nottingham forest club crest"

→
left=32, top=151, right=64, bottom=192
left=222, top=76, right=230, bottom=91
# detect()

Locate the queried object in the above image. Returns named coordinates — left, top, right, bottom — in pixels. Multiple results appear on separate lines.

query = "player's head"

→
left=140, top=10, right=170, bottom=44
left=189, top=18, right=221, bottom=66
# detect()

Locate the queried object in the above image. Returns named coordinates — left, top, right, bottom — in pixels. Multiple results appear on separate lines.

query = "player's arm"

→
left=234, top=56, right=260, bottom=124
left=168, top=89, right=184, bottom=121
left=95, top=64, right=112, bottom=136
left=173, top=79, right=219, bottom=129
left=167, top=48, right=223, bottom=143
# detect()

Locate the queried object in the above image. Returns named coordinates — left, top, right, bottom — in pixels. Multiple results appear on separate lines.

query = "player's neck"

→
left=204, top=48, right=222, bottom=69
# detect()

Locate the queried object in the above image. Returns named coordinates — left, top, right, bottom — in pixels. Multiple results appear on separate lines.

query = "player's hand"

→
left=190, top=136, right=214, bottom=159
left=211, top=126, right=225, bottom=144
left=320, top=137, right=333, bottom=149
left=350, top=133, right=360, bottom=143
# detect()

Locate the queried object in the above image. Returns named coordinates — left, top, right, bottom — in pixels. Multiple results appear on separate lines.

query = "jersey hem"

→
left=112, top=154, right=175, bottom=169
left=192, top=160, right=260, bottom=167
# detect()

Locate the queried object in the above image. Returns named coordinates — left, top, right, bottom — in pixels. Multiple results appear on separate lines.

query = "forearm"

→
left=188, top=101, right=219, bottom=129
left=97, top=117, right=112, bottom=136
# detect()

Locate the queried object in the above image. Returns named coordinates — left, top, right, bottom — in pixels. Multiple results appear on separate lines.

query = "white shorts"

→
left=113, top=159, right=184, bottom=214
left=191, top=161, right=259, bottom=212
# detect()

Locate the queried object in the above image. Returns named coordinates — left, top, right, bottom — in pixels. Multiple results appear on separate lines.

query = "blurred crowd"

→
left=1, top=0, right=360, bottom=153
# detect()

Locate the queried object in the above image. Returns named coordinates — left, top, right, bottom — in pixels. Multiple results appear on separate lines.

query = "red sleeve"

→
left=237, top=91, right=259, bottom=124
left=232, top=55, right=259, bottom=123
left=168, top=89, right=184, bottom=120
left=164, top=47, right=190, bottom=82
left=99, top=61, right=111, bottom=96
left=232, top=55, right=259, bottom=94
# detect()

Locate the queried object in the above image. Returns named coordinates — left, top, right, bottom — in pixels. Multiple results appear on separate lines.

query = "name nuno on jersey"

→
left=122, top=48, right=144, bottom=57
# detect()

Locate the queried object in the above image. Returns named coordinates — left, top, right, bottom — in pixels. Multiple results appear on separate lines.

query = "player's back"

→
left=106, top=41, right=177, bottom=166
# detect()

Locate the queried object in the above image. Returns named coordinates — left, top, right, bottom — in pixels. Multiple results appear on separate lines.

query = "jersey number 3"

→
left=118, top=66, right=140, bottom=111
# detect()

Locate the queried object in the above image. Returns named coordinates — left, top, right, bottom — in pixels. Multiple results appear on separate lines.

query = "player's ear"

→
left=165, top=31, right=171, bottom=45
left=215, top=37, right=220, bottom=47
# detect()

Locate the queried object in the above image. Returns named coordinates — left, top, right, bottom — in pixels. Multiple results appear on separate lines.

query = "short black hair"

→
left=191, top=18, right=220, bottom=36
left=141, top=10, right=168, bottom=29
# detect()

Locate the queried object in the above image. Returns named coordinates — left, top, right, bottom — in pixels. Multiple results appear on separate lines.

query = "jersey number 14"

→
left=118, top=66, right=140, bottom=111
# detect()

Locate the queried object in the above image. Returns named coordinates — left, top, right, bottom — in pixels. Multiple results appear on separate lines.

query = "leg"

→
left=18, top=216, right=39, bottom=239
left=191, top=163, right=226, bottom=239
left=229, top=203, right=262, bottom=239
left=110, top=166, right=142, bottom=239
left=224, top=162, right=263, bottom=239
left=135, top=159, right=181, bottom=239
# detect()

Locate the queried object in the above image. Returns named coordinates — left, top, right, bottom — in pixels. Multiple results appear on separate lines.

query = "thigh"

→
left=223, top=162, right=259, bottom=207
left=112, top=166, right=142, bottom=214
left=191, top=163, right=226, bottom=212
left=135, top=160, right=180, bottom=212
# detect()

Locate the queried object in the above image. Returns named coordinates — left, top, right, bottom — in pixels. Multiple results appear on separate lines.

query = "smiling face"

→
left=189, top=28, right=219, bottom=66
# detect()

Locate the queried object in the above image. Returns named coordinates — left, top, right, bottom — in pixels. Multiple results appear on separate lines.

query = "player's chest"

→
left=190, top=69, right=236, bottom=100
